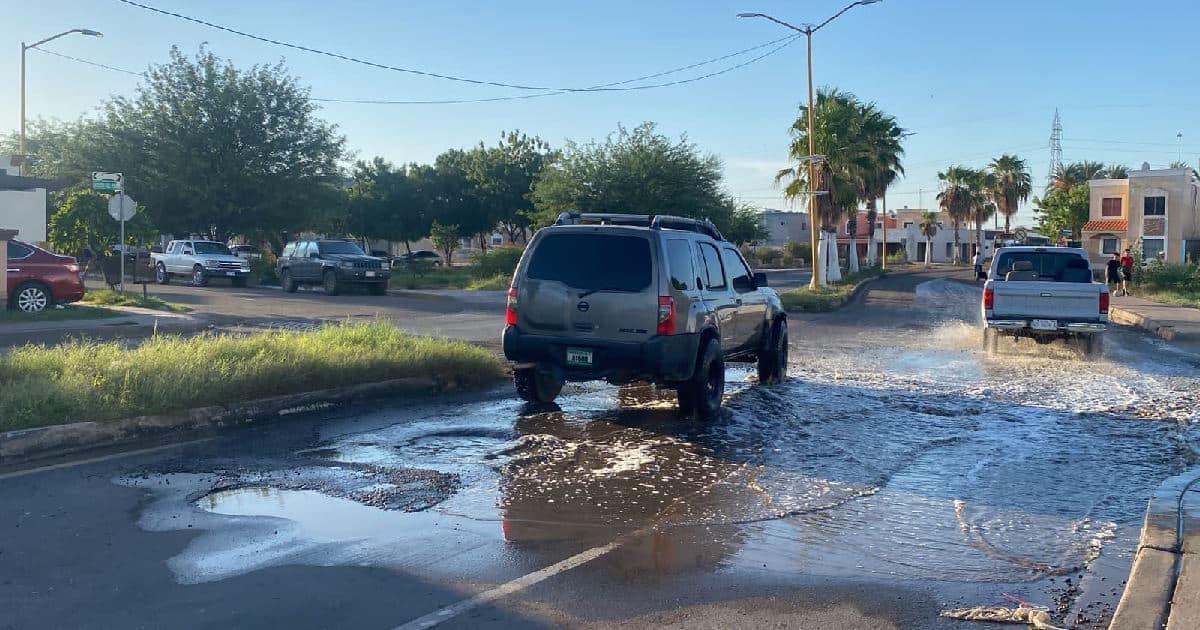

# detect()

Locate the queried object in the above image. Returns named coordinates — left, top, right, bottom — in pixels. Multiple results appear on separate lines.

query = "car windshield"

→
left=995, top=252, right=1091, bottom=282
left=319, top=241, right=366, bottom=255
left=194, top=242, right=231, bottom=255
left=527, top=233, right=651, bottom=291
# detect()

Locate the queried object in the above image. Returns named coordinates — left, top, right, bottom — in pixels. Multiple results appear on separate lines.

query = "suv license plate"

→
left=365, top=271, right=376, bottom=277
left=566, top=348, right=593, bottom=367
left=225, top=271, right=236, bottom=276
left=1031, top=319, right=1058, bottom=331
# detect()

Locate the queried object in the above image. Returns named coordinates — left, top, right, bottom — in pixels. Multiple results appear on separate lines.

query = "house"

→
left=863, top=207, right=998, bottom=263
left=0, top=156, right=53, bottom=245
left=1083, top=164, right=1200, bottom=264
left=757, top=210, right=811, bottom=248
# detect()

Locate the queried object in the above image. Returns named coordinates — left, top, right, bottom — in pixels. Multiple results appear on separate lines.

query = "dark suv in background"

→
left=503, top=213, right=788, bottom=419
left=276, top=239, right=391, bottom=295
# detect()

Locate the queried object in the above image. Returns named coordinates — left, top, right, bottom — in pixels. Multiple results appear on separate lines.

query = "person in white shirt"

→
left=973, top=250, right=985, bottom=281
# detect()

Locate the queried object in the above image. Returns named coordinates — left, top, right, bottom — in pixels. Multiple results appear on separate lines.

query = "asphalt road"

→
left=3, top=268, right=1197, bottom=629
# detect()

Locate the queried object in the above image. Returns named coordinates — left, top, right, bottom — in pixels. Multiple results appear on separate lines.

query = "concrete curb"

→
left=0, top=376, right=450, bottom=466
left=1110, top=306, right=1200, bottom=342
left=1110, top=469, right=1200, bottom=629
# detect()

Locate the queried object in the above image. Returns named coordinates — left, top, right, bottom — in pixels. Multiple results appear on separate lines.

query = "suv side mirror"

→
left=308, top=252, right=320, bottom=259
left=753, top=272, right=768, bottom=288
left=183, top=249, right=193, bottom=255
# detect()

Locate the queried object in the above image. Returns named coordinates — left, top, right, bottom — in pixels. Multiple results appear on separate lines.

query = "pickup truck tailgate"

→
left=992, top=282, right=1101, bottom=319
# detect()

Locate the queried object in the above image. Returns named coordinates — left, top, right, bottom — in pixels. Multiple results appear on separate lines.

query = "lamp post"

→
left=738, top=1, right=881, bottom=289
left=19, top=28, right=103, bottom=176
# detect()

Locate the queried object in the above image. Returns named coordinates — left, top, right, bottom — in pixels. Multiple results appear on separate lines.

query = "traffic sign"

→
left=108, top=194, right=136, bottom=221
left=92, top=171, right=123, bottom=193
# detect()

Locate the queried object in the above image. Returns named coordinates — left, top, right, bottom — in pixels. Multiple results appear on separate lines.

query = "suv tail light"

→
left=657, top=296, right=676, bottom=336
left=1100, top=291, right=1109, bottom=314
left=983, top=287, right=994, bottom=310
left=505, top=287, right=518, bottom=326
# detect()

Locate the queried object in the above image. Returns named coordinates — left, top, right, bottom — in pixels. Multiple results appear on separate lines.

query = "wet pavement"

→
left=2, top=268, right=1198, bottom=629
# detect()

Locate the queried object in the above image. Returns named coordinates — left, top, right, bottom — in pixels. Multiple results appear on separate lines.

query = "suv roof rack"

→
left=554, top=212, right=725, bottom=241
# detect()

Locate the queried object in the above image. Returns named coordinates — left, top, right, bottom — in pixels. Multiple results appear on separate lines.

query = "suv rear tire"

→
left=756, top=320, right=788, bottom=384
left=514, top=366, right=563, bottom=403
left=678, top=339, right=724, bottom=420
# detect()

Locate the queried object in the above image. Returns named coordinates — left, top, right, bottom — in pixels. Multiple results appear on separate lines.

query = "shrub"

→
left=783, top=241, right=811, bottom=265
left=469, top=246, right=523, bottom=279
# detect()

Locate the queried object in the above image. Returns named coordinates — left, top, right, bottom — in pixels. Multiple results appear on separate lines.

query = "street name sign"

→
left=92, top=171, right=123, bottom=193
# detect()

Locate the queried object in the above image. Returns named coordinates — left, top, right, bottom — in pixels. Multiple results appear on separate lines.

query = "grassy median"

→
left=80, top=289, right=190, bottom=312
left=780, top=266, right=885, bottom=313
left=0, top=322, right=505, bottom=431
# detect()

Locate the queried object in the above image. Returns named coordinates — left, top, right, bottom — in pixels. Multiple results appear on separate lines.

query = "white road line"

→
left=0, top=438, right=213, bottom=481
left=392, top=538, right=625, bottom=630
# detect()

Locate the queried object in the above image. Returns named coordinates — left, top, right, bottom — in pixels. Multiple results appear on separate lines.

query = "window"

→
left=1144, top=196, right=1166, bottom=216
left=167, top=242, right=180, bottom=254
left=664, top=239, right=695, bottom=291
left=318, top=241, right=366, bottom=256
left=945, top=243, right=953, bottom=258
left=1102, top=198, right=1122, bottom=217
left=698, top=242, right=726, bottom=290
left=721, top=247, right=754, bottom=293
left=904, top=222, right=913, bottom=228
left=194, top=242, right=231, bottom=255
left=297, top=242, right=312, bottom=258
left=994, top=251, right=1091, bottom=282
left=1142, top=238, right=1165, bottom=260
left=875, top=222, right=883, bottom=229
left=526, top=233, right=651, bottom=292
left=1101, top=238, right=1119, bottom=255
left=7, top=241, right=33, bottom=260
left=182, top=241, right=194, bottom=253
left=281, top=242, right=296, bottom=258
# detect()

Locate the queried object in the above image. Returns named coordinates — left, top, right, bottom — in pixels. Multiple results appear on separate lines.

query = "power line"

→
left=114, top=0, right=796, bottom=97
left=33, top=47, right=142, bottom=76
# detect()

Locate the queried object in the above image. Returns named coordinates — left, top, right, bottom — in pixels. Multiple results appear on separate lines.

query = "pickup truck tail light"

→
left=1100, top=291, right=1109, bottom=314
left=983, top=287, right=994, bottom=310
left=505, top=287, right=518, bottom=326
left=657, top=296, right=676, bottom=336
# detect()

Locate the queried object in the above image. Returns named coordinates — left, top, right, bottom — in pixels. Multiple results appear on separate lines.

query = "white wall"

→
left=0, top=189, right=47, bottom=244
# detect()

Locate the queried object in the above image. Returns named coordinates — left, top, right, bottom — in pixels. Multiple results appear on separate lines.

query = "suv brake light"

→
left=505, top=287, right=518, bottom=326
left=1100, top=291, right=1109, bottom=314
left=983, top=287, right=994, bottom=310
left=657, top=296, right=676, bottom=336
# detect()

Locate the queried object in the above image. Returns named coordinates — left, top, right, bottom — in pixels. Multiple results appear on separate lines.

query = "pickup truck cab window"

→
left=994, top=251, right=1090, bottom=282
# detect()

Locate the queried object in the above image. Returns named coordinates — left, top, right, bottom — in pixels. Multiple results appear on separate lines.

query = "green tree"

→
left=46, top=188, right=155, bottom=258
left=937, top=165, right=980, bottom=264
left=346, top=158, right=436, bottom=253
left=0, top=118, right=105, bottom=181
left=1051, top=161, right=1105, bottom=193
left=465, top=131, right=555, bottom=245
left=429, top=220, right=461, bottom=263
left=1033, top=184, right=1090, bottom=239
left=988, top=154, right=1032, bottom=235
left=1102, top=164, right=1130, bottom=179
left=92, top=47, right=345, bottom=241
left=918, top=211, right=939, bottom=266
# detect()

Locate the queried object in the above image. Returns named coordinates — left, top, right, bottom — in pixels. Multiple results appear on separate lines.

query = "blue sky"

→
left=4, top=0, right=1199, bottom=227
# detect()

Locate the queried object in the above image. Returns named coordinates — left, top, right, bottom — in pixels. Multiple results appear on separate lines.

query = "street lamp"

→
left=19, top=28, right=103, bottom=176
left=738, top=0, right=881, bottom=290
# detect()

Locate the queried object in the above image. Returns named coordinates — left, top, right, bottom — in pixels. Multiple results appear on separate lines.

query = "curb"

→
left=1109, top=306, right=1200, bottom=342
left=1110, top=469, right=1200, bottom=630
left=0, top=376, right=452, bottom=466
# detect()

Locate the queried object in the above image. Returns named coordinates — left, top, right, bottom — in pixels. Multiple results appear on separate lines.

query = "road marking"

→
left=0, top=438, right=213, bottom=481
left=392, top=538, right=625, bottom=630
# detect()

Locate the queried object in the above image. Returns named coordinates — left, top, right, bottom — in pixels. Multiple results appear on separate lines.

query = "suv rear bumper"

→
left=503, top=326, right=700, bottom=383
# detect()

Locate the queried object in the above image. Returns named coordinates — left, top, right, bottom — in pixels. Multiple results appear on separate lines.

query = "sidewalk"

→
left=1111, top=470, right=1200, bottom=629
left=1110, top=294, right=1200, bottom=342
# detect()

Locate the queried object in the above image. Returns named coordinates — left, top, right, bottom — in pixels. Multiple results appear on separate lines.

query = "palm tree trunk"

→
left=1004, top=209, right=1011, bottom=236
left=952, top=219, right=962, bottom=264
left=865, top=200, right=877, bottom=265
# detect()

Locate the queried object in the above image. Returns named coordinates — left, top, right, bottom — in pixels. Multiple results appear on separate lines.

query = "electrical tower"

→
left=1047, top=109, right=1063, bottom=191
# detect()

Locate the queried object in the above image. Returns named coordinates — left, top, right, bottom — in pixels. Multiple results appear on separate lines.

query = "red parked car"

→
left=6, top=240, right=85, bottom=313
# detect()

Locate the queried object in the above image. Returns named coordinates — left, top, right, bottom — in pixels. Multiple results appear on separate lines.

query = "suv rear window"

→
left=995, top=251, right=1091, bottom=282
left=527, top=233, right=651, bottom=292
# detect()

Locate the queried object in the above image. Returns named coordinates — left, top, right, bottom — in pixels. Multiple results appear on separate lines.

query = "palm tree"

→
left=937, top=166, right=976, bottom=264
left=855, top=104, right=907, bottom=266
left=970, top=170, right=996, bottom=256
left=988, top=154, right=1032, bottom=236
left=1102, top=164, right=1129, bottom=179
left=919, top=210, right=939, bottom=266
left=1052, top=160, right=1105, bottom=192
left=1168, top=160, right=1200, bottom=179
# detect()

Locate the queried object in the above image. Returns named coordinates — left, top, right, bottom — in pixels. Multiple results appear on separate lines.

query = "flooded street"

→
left=5, top=269, right=1199, bottom=629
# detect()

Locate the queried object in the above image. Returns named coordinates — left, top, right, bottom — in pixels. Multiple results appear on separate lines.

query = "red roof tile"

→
left=1081, top=219, right=1127, bottom=232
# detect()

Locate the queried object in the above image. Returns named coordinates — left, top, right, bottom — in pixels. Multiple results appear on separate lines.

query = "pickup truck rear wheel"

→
left=678, top=339, right=724, bottom=420
left=155, top=263, right=170, bottom=285
left=514, top=366, right=563, bottom=403
left=1084, top=334, right=1104, bottom=357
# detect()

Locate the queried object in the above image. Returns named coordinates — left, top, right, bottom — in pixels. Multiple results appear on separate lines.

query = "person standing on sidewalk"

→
left=1120, top=248, right=1135, bottom=296
left=1106, top=253, right=1123, bottom=294
left=972, top=249, right=985, bottom=281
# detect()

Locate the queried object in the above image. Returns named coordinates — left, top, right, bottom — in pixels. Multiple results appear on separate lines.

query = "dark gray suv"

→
left=277, top=239, right=391, bottom=295
left=503, top=213, right=788, bottom=419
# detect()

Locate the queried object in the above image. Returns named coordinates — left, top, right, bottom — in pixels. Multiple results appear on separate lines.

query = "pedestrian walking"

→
left=1105, top=253, right=1122, bottom=293
left=972, top=250, right=985, bottom=281
left=1119, top=248, right=1134, bottom=296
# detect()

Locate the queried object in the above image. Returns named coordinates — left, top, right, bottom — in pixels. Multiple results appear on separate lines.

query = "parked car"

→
left=503, top=212, right=788, bottom=419
left=6, top=240, right=85, bottom=313
left=394, top=250, right=443, bottom=268
left=982, top=246, right=1108, bottom=356
left=229, top=244, right=262, bottom=261
left=152, top=240, right=252, bottom=287
left=276, top=239, right=391, bottom=295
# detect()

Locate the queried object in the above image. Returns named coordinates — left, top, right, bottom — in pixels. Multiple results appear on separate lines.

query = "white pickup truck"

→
left=981, top=246, right=1108, bottom=356
left=151, top=239, right=252, bottom=287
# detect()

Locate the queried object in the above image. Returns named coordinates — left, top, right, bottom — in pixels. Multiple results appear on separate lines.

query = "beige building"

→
left=1084, top=165, right=1200, bottom=264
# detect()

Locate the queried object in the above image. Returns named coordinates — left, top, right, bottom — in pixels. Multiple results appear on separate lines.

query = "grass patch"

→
left=465, top=274, right=510, bottom=290
left=0, top=305, right=121, bottom=324
left=80, top=289, right=190, bottom=313
left=1134, top=289, right=1200, bottom=309
left=393, top=267, right=512, bottom=291
left=0, top=321, right=505, bottom=431
left=779, top=266, right=885, bottom=313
